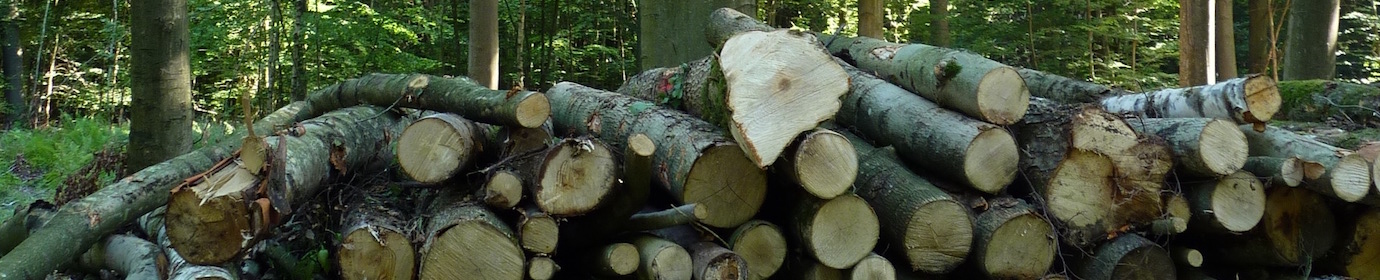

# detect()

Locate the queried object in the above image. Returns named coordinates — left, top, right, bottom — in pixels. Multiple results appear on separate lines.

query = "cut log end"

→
left=1207, top=172, right=1267, bottom=232
left=684, top=144, right=768, bottom=228
left=1174, top=247, right=1204, bottom=268
left=1045, top=150, right=1116, bottom=239
left=649, top=244, right=694, bottom=279
left=421, top=221, right=525, bottom=279
left=338, top=226, right=415, bottom=280
left=519, top=208, right=559, bottom=254
left=604, top=243, right=641, bottom=276
left=727, top=220, right=787, bottom=279
left=1078, top=234, right=1175, bottom=280
left=515, top=93, right=552, bottom=128
left=528, top=256, right=558, bottom=280
left=1198, top=119, right=1250, bottom=176
left=719, top=30, right=850, bottom=168
left=982, top=213, right=1056, bottom=279
left=535, top=138, right=618, bottom=216
left=964, top=128, right=1019, bottom=194
left=848, top=253, right=896, bottom=280
left=1263, top=187, right=1337, bottom=265
left=790, top=129, right=859, bottom=199
left=1328, top=154, right=1373, bottom=202
left=976, top=66, right=1031, bottom=125
left=1242, top=74, right=1282, bottom=123
left=483, top=171, right=523, bottom=209
left=165, top=164, right=257, bottom=265
left=808, top=194, right=880, bottom=269
left=398, top=114, right=479, bottom=184
left=904, top=199, right=973, bottom=272
left=628, top=133, right=656, bottom=158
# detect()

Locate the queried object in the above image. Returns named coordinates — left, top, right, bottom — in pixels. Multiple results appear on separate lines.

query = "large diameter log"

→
left=848, top=253, right=896, bottom=280
left=337, top=192, right=416, bottom=280
left=844, top=129, right=973, bottom=273
left=559, top=134, right=656, bottom=245
left=139, top=207, right=238, bottom=280
left=1073, top=234, right=1176, bottom=280
left=1125, top=118, right=1248, bottom=176
left=1275, top=80, right=1380, bottom=125
left=788, top=193, right=880, bottom=270
left=775, top=128, right=858, bottom=199
left=1242, top=125, right=1373, bottom=202
left=528, top=137, right=619, bottom=216
left=1319, top=209, right=1380, bottom=279
left=627, top=234, right=693, bottom=280
left=418, top=192, right=524, bottom=280
left=1015, top=68, right=1129, bottom=103
left=1184, top=171, right=1267, bottom=233
left=397, top=113, right=482, bottom=184
left=835, top=57, right=1017, bottom=193
left=617, top=32, right=849, bottom=168
left=727, top=220, right=787, bottom=280
left=309, top=73, right=550, bottom=128
left=1242, top=156, right=1307, bottom=188
left=971, top=198, right=1056, bottom=280
left=166, top=106, right=404, bottom=265
left=821, top=34, right=1030, bottom=125
left=1201, top=186, right=1336, bottom=266
left=1100, top=74, right=1281, bottom=128
left=547, top=82, right=766, bottom=228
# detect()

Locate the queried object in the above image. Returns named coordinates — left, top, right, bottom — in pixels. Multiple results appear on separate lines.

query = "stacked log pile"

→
left=2, top=7, right=1380, bottom=280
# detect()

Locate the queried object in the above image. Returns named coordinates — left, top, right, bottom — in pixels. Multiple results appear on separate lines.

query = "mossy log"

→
left=417, top=191, right=524, bottom=280
left=970, top=198, right=1057, bottom=280
left=1198, top=186, right=1336, bottom=267
left=336, top=191, right=416, bottom=280
left=1125, top=118, right=1248, bottom=176
left=1015, top=68, right=1130, bottom=103
left=1072, top=233, right=1175, bottom=280
left=820, top=34, right=1030, bottom=125
left=1318, top=209, right=1380, bottom=279
left=617, top=28, right=849, bottom=168
left=726, top=220, right=786, bottom=280
left=1241, top=156, right=1308, bottom=188
left=0, top=201, right=54, bottom=256
left=1100, top=74, right=1281, bottom=129
left=306, top=73, right=549, bottom=128
left=1183, top=171, right=1267, bottom=234
left=165, top=106, right=404, bottom=265
left=625, top=234, right=693, bottom=280
left=1275, top=80, right=1380, bottom=126
left=834, top=57, right=1017, bottom=194
left=546, top=81, right=765, bottom=228
left=1242, top=125, right=1372, bottom=202
left=842, top=129, right=973, bottom=274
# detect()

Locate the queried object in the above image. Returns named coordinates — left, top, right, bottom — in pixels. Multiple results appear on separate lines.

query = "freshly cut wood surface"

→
left=1074, top=234, right=1175, bottom=280
left=687, top=241, right=748, bottom=280
left=1171, top=247, right=1204, bottom=268
left=848, top=253, right=896, bottom=280
left=337, top=192, right=416, bottom=280
left=1185, top=171, right=1267, bottom=233
left=528, top=256, right=559, bottom=280
left=727, top=220, right=787, bottom=280
left=1320, top=209, right=1380, bottom=279
left=587, top=242, right=640, bottom=277
left=1100, top=74, right=1281, bottom=128
left=397, top=113, right=481, bottom=184
left=1126, top=118, right=1248, bottom=176
left=1242, top=125, right=1372, bottom=202
left=482, top=170, right=523, bottom=209
left=529, top=137, right=619, bottom=216
left=788, top=193, right=880, bottom=269
left=418, top=193, right=524, bottom=280
left=971, top=198, right=1056, bottom=280
left=778, top=128, right=858, bottom=199
left=518, top=206, right=559, bottom=254
left=1152, top=193, right=1192, bottom=236
left=1201, top=186, right=1336, bottom=266
left=1242, top=156, right=1307, bottom=188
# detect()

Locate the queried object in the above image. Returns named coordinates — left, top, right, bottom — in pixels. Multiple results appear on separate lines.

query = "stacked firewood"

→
left=4, top=7, right=1380, bottom=280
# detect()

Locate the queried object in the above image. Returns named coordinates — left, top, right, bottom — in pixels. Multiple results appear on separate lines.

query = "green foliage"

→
left=1338, top=0, right=1380, bottom=84
left=0, top=116, right=126, bottom=196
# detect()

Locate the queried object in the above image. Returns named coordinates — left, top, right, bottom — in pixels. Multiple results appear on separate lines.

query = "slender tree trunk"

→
left=468, top=0, right=499, bottom=89
left=1180, top=0, right=1211, bottom=86
left=290, top=0, right=306, bottom=101
left=1215, top=0, right=1237, bottom=80
left=858, top=0, right=883, bottom=39
left=637, top=0, right=757, bottom=70
left=1282, top=0, right=1339, bottom=80
left=128, top=0, right=193, bottom=172
left=1248, top=0, right=1273, bottom=74
left=0, top=0, right=21, bottom=128
left=267, top=0, right=281, bottom=103
left=930, top=0, right=950, bottom=47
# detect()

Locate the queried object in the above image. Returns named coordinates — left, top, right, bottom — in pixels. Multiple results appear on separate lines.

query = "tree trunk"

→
left=165, top=106, right=404, bottom=265
left=1318, top=209, right=1380, bottom=279
left=625, top=234, right=693, bottom=280
left=1100, top=74, right=1281, bottom=128
left=128, top=0, right=194, bottom=172
left=1180, top=0, right=1211, bottom=86
left=397, top=113, right=484, bottom=184
left=1241, top=156, right=1307, bottom=188
left=621, top=24, right=850, bottom=168
left=930, top=0, right=950, bottom=47
left=1073, top=234, right=1176, bottom=280
left=1282, top=0, right=1339, bottom=80
left=784, top=193, right=879, bottom=270
left=843, top=129, right=973, bottom=274
left=1183, top=171, right=1267, bottom=234
left=467, top=0, right=498, bottom=89
left=857, top=0, right=883, bottom=39
left=310, top=73, right=549, bottom=128
left=774, top=128, right=858, bottom=199
left=1275, top=80, right=1380, bottom=126
left=848, top=253, right=895, bottom=280
left=0, top=0, right=22, bottom=128
left=1016, top=68, right=1130, bottom=104
left=417, top=191, right=524, bottom=280
left=1241, top=125, right=1372, bottom=202
left=1247, top=0, right=1274, bottom=74
left=336, top=190, right=416, bottom=280
left=1198, top=186, right=1336, bottom=266
left=266, top=0, right=281, bottom=103
left=822, top=34, right=1030, bottom=125
left=970, top=198, right=1057, bottom=280
left=290, top=0, right=306, bottom=101
left=546, top=81, right=766, bottom=229
left=637, top=0, right=756, bottom=70
left=726, top=220, right=786, bottom=280
left=1124, top=118, right=1248, bottom=176
left=1214, top=0, right=1237, bottom=80
left=835, top=58, right=1017, bottom=194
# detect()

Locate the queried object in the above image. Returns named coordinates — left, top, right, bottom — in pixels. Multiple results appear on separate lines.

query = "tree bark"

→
left=77, top=234, right=164, bottom=280
left=726, top=220, right=786, bottom=280
left=139, top=208, right=239, bottom=280
left=858, top=0, right=883, bottom=39
left=970, top=198, right=1057, bottom=280
left=1152, top=193, right=1192, bottom=236
left=930, top=0, right=950, bottom=47
left=1124, top=118, right=1248, bottom=176
left=557, top=134, right=654, bottom=245
left=336, top=191, right=416, bottom=280
left=1241, top=156, right=1307, bottom=188
left=1073, top=234, right=1176, bottom=280
left=307, top=73, right=549, bottom=128
left=1241, top=125, right=1372, bottom=202
left=624, top=204, right=705, bottom=232
left=417, top=191, right=524, bottom=280
left=1214, top=0, right=1237, bottom=80
left=0, top=0, right=22, bottom=128
left=0, top=201, right=54, bottom=256
left=1247, top=0, right=1274, bottom=74
left=822, top=34, right=1030, bottom=125
left=1017, top=68, right=1130, bottom=104
left=546, top=81, right=766, bottom=229
left=625, top=234, right=692, bottom=280
left=1180, top=0, right=1211, bottom=86
left=1100, top=74, right=1281, bottom=128
left=1282, top=0, right=1340, bottom=80
left=128, top=0, right=194, bottom=172
left=1198, top=186, right=1336, bottom=267
left=835, top=58, right=1017, bottom=194
left=843, top=129, right=973, bottom=274
left=1275, top=80, right=1380, bottom=126
left=637, top=0, right=756, bottom=70
left=467, top=0, right=498, bottom=89
left=1183, top=171, right=1267, bottom=234
left=686, top=241, right=748, bottom=280
left=290, top=0, right=306, bottom=101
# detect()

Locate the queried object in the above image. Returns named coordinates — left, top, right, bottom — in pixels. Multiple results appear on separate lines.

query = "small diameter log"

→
left=77, top=234, right=162, bottom=280
left=687, top=242, right=749, bottom=280
left=1242, top=125, right=1372, bottom=202
left=848, top=253, right=896, bottom=280
left=1073, top=233, right=1176, bottom=280
left=547, top=82, right=766, bottom=228
left=1184, top=171, right=1267, bottom=234
left=1171, top=247, right=1204, bottom=268
left=418, top=192, right=525, bottom=280
left=482, top=170, right=523, bottom=209
left=528, top=256, right=559, bottom=280
left=787, top=193, right=880, bottom=270
left=1015, top=68, right=1129, bottom=103
left=835, top=57, right=1018, bottom=194
left=776, top=128, right=859, bottom=199
left=618, top=37, right=848, bottom=169
left=624, top=204, right=706, bottom=232
left=1151, top=194, right=1191, bottom=236
left=1200, top=187, right=1336, bottom=266
left=0, top=201, right=55, bottom=255
left=1319, top=209, right=1380, bottom=279
left=1125, top=118, right=1248, bottom=176
left=1099, top=74, right=1282, bottom=128
left=844, top=129, right=973, bottom=273
left=336, top=194, right=416, bottom=280
left=559, top=134, right=656, bottom=245
left=397, top=113, right=482, bottom=184
left=528, top=137, right=619, bottom=216
left=726, top=220, right=787, bottom=280
left=1274, top=80, right=1380, bottom=125
left=586, top=242, right=640, bottom=277
left=518, top=206, right=559, bottom=254
left=627, top=234, right=693, bottom=280
left=820, top=34, right=1030, bottom=125
left=1242, top=156, right=1307, bottom=188
left=166, top=106, right=404, bottom=265
left=314, top=73, right=550, bottom=128
left=971, top=198, right=1057, bottom=280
